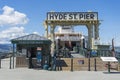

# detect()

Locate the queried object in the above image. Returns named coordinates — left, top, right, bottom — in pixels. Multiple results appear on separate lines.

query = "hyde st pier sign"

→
left=45, top=12, right=100, bottom=51
left=47, top=12, right=98, bottom=21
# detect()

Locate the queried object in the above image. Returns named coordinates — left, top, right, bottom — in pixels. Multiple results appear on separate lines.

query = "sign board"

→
left=78, top=60, right=84, bottom=64
left=37, top=51, right=42, bottom=62
left=47, top=12, right=98, bottom=21
left=22, top=49, right=27, bottom=55
left=101, top=57, right=118, bottom=62
left=37, top=47, right=42, bottom=51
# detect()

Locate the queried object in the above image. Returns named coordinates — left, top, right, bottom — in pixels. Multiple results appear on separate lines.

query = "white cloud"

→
left=0, top=6, right=29, bottom=44
left=0, top=27, right=28, bottom=44
left=0, top=5, right=28, bottom=26
left=32, top=32, right=39, bottom=35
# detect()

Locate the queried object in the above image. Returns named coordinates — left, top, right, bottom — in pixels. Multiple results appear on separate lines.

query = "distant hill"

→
left=0, top=44, right=12, bottom=52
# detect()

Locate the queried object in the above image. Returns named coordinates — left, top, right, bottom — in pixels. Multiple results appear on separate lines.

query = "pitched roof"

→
left=11, top=34, right=51, bottom=44
left=11, top=34, right=49, bottom=41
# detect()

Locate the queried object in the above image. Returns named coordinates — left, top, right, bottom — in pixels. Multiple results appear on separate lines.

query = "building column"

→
left=12, top=43, right=15, bottom=69
left=44, top=22, right=48, bottom=38
left=94, top=23, right=100, bottom=39
left=87, top=24, right=94, bottom=49
left=50, top=25, right=55, bottom=56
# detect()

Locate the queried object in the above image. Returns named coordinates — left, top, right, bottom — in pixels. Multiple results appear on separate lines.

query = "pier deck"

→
left=0, top=58, right=120, bottom=80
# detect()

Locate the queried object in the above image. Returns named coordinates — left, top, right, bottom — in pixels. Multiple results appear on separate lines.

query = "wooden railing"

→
left=56, top=57, right=118, bottom=71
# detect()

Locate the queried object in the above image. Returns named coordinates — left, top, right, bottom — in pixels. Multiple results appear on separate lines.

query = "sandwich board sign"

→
left=100, top=57, right=118, bottom=73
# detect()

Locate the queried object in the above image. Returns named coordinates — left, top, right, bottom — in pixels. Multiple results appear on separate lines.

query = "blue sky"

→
left=0, top=0, right=120, bottom=46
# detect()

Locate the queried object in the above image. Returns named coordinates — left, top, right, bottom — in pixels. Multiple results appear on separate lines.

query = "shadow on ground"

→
left=103, top=72, right=120, bottom=74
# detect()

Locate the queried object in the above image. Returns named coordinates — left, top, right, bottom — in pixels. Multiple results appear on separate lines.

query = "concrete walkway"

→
left=0, top=58, right=120, bottom=80
left=0, top=68, right=120, bottom=80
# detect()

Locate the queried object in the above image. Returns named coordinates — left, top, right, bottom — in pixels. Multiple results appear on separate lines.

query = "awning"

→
left=11, top=34, right=51, bottom=44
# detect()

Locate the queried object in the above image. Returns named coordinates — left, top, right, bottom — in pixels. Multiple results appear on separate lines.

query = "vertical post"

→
left=50, top=25, right=56, bottom=71
left=44, top=22, right=48, bottom=38
left=0, top=57, right=1, bottom=69
left=50, top=25, right=55, bottom=56
left=71, top=58, right=73, bottom=71
left=108, top=62, right=110, bottom=73
left=88, top=50, right=91, bottom=71
left=56, top=37, right=60, bottom=71
left=57, top=58, right=59, bottom=71
left=13, top=44, right=15, bottom=69
left=94, top=23, right=100, bottom=39
left=87, top=24, right=93, bottom=49
left=56, top=37, right=59, bottom=55
left=9, top=56, right=12, bottom=69
left=94, top=58, right=97, bottom=71
left=88, top=57, right=90, bottom=71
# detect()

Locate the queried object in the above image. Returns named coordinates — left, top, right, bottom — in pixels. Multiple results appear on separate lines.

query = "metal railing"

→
left=79, top=48, right=113, bottom=57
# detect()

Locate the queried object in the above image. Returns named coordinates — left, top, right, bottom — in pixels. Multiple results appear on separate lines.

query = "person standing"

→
left=28, top=50, right=33, bottom=68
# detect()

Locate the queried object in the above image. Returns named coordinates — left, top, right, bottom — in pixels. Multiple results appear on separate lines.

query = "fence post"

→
left=88, top=57, right=90, bottom=71
left=94, top=58, right=97, bottom=71
left=71, top=58, right=73, bottom=71
left=9, top=56, right=12, bottom=69
left=108, top=62, right=111, bottom=73
left=0, top=58, right=1, bottom=69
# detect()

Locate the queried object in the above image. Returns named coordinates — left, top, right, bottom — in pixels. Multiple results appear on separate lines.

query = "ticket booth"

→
left=11, top=34, right=51, bottom=69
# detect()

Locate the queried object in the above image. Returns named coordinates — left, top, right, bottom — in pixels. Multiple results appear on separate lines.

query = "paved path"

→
left=0, top=58, right=120, bottom=80
left=0, top=68, right=120, bottom=80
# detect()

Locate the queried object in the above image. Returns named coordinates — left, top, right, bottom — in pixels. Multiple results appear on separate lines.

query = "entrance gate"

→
left=44, top=12, right=100, bottom=55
